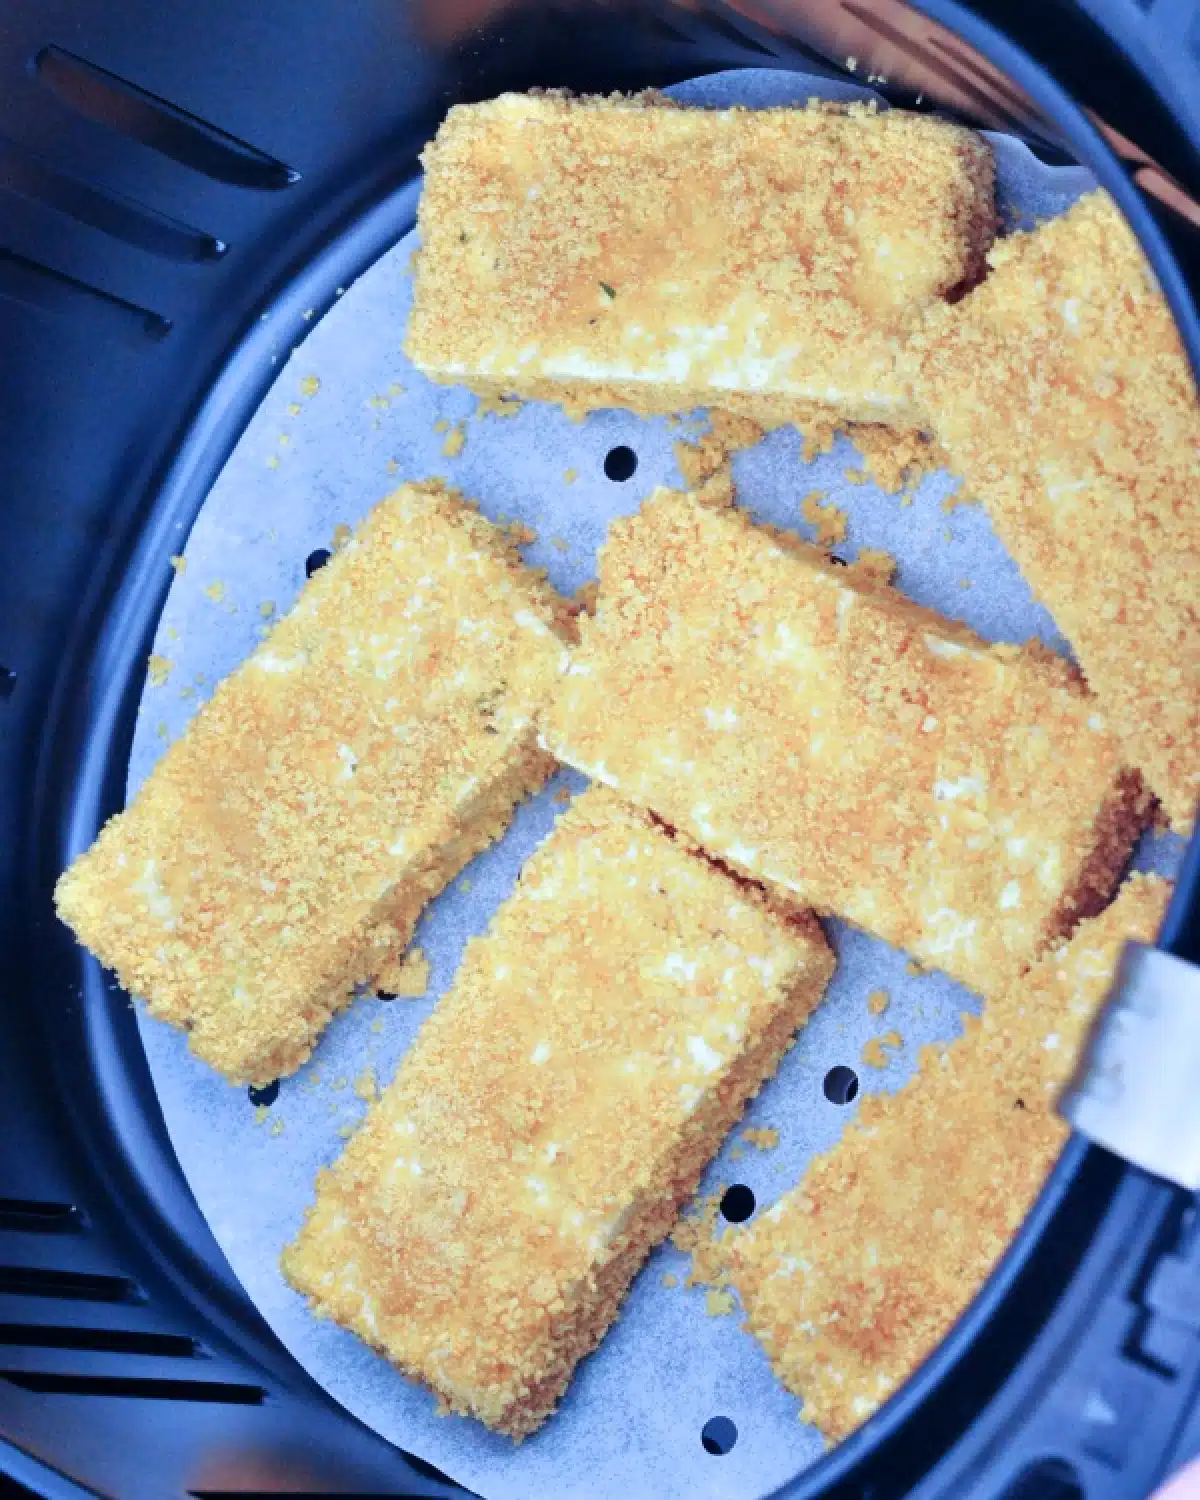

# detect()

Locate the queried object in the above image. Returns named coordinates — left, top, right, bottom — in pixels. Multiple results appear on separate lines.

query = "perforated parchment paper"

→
left=127, top=69, right=1181, bottom=1500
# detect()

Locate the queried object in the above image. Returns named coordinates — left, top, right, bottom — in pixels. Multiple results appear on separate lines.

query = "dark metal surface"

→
left=0, top=1, right=1197, bottom=1496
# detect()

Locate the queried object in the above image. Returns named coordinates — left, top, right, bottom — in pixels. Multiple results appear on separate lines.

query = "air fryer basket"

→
left=2, top=3, right=1198, bottom=1499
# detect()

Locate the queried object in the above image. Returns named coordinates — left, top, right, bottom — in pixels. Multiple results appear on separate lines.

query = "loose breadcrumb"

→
left=56, top=483, right=574, bottom=1085
left=374, top=946, right=430, bottom=999
left=169, top=555, right=187, bottom=575
left=801, top=492, right=848, bottom=547
left=731, top=875, right=1171, bottom=1441
left=861, top=1032, right=901, bottom=1068
left=912, top=190, right=1199, bottom=831
left=299, top=375, right=320, bottom=397
left=407, top=92, right=994, bottom=430
left=867, top=988, right=890, bottom=1016
left=706, top=1288, right=736, bottom=1317
left=442, top=422, right=466, bottom=458
left=147, top=655, right=173, bottom=687
left=662, top=1272, right=678, bottom=1289
left=742, top=1127, right=780, bottom=1151
left=563, top=468, right=578, bottom=485
left=847, top=547, right=898, bottom=586
left=204, top=581, right=226, bottom=604
left=282, top=789, right=833, bottom=1439
left=542, top=489, right=1151, bottom=996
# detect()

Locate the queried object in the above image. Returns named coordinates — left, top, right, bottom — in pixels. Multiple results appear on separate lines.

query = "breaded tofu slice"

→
left=911, top=190, right=1199, bottom=832
left=729, top=873, right=1170, bottom=1441
left=282, top=787, right=833, bottom=1438
left=55, top=482, right=574, bottom=1086
left=541, top=489, right=1150, bottom=996
left=406, top=91, right=994, bottom=429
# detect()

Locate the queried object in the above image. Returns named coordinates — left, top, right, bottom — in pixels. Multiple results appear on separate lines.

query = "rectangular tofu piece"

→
left=406, top=92, right=994, bottom=429
left=282, top=787, right=834, bottom=1438
left=55, top=482, right=574, bottom=1086
left=729, top=873, right=1170, bottom=1441
left=541, top=489, right=1150, bottom=995
left=911, top=190, right=1200, bottom=832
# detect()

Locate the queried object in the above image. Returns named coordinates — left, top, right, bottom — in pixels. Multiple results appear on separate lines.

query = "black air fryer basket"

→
left=3, top=2, right=1199, bottom=1497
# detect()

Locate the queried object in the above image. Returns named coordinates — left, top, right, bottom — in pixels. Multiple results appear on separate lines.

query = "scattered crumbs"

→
left=673, top=1190, right=736, bottom=1290
left=943, top=528, right=954, bottom=544
left=442, top=422, right=466, bottom=458
left=433, top=418, right=450, bottom=434
left=742, top=1126, right=780, bottom=1151
left=204, top=581, right=226, bottom=604
left=845, top=425, right=950, bottom=495
left=729, top=1144, right=743, bottom=1161
left=266, top=455, right=281, bottom=470
left=337, top=1124, right=356, bottom=1139
left=278, top=433, right=292, bottom=447
left=507, top=520, right=538, bottom=546
left=847, top=547, right=897, bottom=586
left=147, top=654, right=174, bottom=687
left=550, top=535, right=569, bottom=553
left=165, top=624, right=179, bottom=642
left=843, top=467, right=868, bottom=485
left=474, top=393, right=521, bottom=418
left=155, top=720, right=169, bottom=741
left=386, top=458, right=400, bottom=475
left=259, top=600, right=275, bottom=618
left=675, top=410, right=764, bottom=493
left=286, top=402, right=302, bottom=417
left=900, top=493, right=914, bottom=508
left=563, top=467, right=578, bottom=485
left=959, top=578, right=973, bottom=590
left=252, top=1104, right=270, bottom=1127
left=268, top=1117, right=285, bottom=1137
left=299, top=374, right=320, bottom=398
left=179, top=686, right=195, bottom=700
left=801, top=491, right=848, bottom=547
left=863, top=1031, right=904, bottom=1069
left=575, top=580, right=600, bottom=615
left=332, top=523, right=353, bottom=551
left=300, top=1065, right=324, bottom=1093
left=375, top=946, right=430, bottom=999
left=867, top=988, right=890, bottom=1016
left=553, top=786, right=572, bottom=805
left=368, top=393, right=390, bottom=410
left=387, top=381, right=405, bottom=398
left=331, top=1075, right=348, bottom=1092
left=354, top=1067, right=378, bottom=1102
left=301, top=308, right=315, bottom=321
left=370, top=1017, right=384, bottom=1034
left=459, top=877, right=473, bottom=894
left=941, top=482, right=974, bottom=512
left=662, top=1272, right=678, bottom=1289
left=169, top=554, right=187, bottom=576
left=706, top=1288, right=736, bottom=1317
left=905, top=959, right=926, bottom=977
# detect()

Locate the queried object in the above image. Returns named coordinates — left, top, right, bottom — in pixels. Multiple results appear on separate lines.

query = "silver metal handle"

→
left=1061, top=942, right=1200, bottom=1190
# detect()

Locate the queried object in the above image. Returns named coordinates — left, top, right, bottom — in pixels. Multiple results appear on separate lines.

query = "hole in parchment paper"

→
left=701, top=1415, right=738, bottom=1455
left=305, top=547, right=332, bottom=577
left=603, top=445, right=637, bottom=482
left=823, top=1065, right=859, bottom=1105
left=247, top=1079, right=280, bottom=1107
left=720, top=1185, right=756, bottom=1223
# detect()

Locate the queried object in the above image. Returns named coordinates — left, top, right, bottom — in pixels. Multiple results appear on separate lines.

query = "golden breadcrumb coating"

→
left=56, top=483, right=575, bottom=1085
left=731, top=873, right=1170, bottom=1441
left=282, top=787, right=834, bottom=1438
left=542, top=489, right=1151, bottom=995
left=406, top=91, right=995, bottom=429
left=911, top=190, right=1199, bottom=832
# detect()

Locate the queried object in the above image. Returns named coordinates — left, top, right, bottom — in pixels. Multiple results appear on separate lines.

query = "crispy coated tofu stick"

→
left=729, top=873, right=1170, bottom=1441
left=282, top=787, right=834, bottom=1438
left=541, top=489, right=1150, bottom=995
left=406, top=91, right=995, bottom=429
left=55, top=482, right=574, bottom=1085
left=911, top=190, right=1199, bottom=832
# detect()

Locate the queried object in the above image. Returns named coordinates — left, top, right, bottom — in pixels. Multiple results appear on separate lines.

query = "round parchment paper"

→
left=128, top=69, right=1180, bottom=1500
